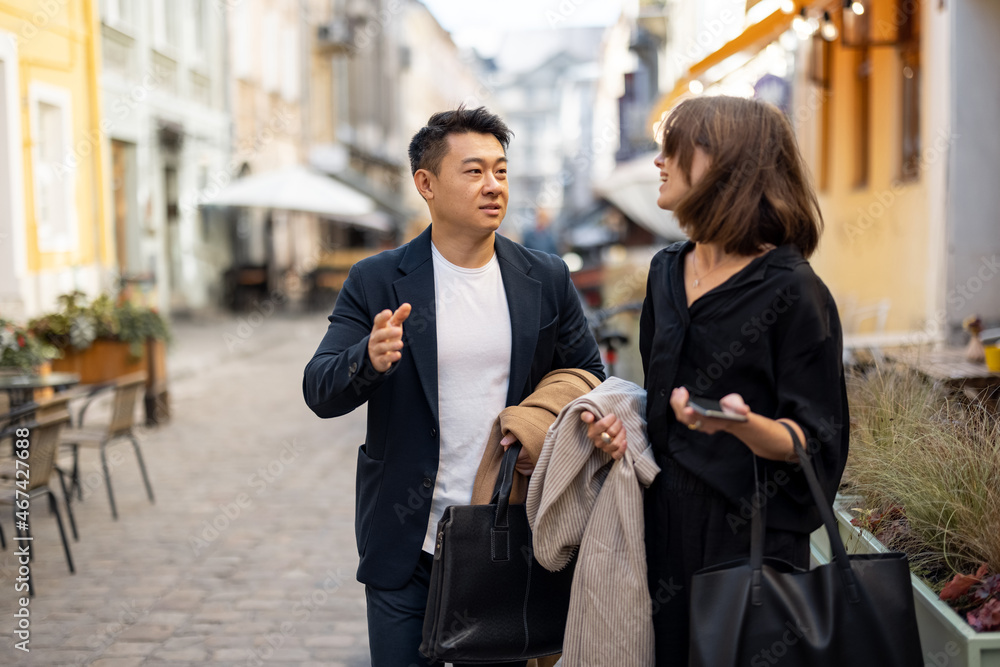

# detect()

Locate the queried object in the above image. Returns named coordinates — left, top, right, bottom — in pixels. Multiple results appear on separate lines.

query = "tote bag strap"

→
left=750, top=428, right=860, bottom=604
left=489, top=442, right=522, bottom=529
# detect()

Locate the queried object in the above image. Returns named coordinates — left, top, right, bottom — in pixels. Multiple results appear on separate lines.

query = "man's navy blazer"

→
left=303, top=225, right=605, bottom=589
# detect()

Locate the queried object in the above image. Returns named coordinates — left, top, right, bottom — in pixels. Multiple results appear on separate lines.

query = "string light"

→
left=792, top=8, right=814, bottom=40
left=820, top=11, right=839, bottom=41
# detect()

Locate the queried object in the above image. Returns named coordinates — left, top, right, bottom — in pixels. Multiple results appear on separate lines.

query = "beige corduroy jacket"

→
left=470, top=368, right=602, bottom=506
left=469, top=368, right=602, bottom=667
left=526, top=376, right=660, bottom=667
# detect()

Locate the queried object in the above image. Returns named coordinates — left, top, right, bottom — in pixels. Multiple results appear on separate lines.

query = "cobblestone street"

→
left=1, top=312, right=371, bottom=666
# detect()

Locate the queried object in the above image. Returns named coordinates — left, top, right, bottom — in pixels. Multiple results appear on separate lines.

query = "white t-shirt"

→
left=422, top=243, right=512, bottom=553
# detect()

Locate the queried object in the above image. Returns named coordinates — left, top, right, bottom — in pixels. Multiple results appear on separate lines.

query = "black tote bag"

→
left=419, top=442, right=575, bottom=663
left=688, top=423, right=922, bottom=667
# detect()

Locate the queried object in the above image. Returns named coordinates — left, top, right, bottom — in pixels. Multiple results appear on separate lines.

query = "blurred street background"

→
left=1, top=0, right=999, bottom=664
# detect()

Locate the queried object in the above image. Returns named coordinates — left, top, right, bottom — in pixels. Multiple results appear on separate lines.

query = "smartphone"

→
left=687, top=395, right=749, bottom=422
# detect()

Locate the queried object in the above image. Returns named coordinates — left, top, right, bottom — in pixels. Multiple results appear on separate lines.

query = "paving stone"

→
left=151, top=646, right=210, bottom=662
left=90, top=658, right=146, bottom=667
left=100, top=641, right=160, bottom=656
left=0, top=317, right=372, bottom=665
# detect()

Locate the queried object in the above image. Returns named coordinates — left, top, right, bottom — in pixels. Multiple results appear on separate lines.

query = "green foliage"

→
left=28, top=290, right=171, bottom=360
left=0, top=318, right=60, bottom=371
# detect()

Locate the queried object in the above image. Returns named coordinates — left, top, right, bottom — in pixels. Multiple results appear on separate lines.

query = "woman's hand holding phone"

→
left=669, top=386, right=750, bottom=434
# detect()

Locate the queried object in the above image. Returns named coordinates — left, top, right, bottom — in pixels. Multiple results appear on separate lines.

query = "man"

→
left=303, top=106, right=604, bottom=666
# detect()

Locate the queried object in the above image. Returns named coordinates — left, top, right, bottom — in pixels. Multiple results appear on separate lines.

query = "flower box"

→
left=51, top=339, right=146, bottom=385
left=810, top=498, right=1000, bottom=666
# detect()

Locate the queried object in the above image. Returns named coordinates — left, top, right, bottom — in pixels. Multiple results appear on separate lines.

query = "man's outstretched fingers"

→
left=390, top=303, right=412, bottom=325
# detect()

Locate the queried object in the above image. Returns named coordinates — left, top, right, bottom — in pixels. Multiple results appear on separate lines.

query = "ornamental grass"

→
left=845, top=364, right=1000, bottom=583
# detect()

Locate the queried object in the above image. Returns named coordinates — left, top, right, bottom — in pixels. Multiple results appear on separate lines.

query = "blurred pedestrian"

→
left=521, top=208, right=559, bottom=256
left=581, top=96, right=850, bottom=664
left=303, top=105, right=604, bottom=667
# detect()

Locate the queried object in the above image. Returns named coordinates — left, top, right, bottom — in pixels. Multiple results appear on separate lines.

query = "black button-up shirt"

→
left=640, top=241, right=849, bottom=534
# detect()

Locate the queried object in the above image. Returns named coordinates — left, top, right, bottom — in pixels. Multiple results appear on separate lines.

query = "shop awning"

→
left=200, top=165, right=389, bottom=231
left=593, top=152, right=686, bottom=242
left=647, top=2, right=803, bottom=129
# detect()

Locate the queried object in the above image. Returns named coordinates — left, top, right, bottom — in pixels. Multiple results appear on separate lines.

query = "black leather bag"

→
left=688, top=423, right=923, bottom=667
left=419, top=442, right=574, bottom=663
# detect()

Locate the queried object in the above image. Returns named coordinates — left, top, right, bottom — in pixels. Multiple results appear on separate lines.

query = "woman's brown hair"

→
left=661, top=96, right=823, bottom=258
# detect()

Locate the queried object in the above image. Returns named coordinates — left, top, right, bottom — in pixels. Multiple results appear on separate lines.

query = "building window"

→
left=30, top=84, right=77, bottom=253
left=262, top=10, right=280, bottom=93
left=106, top=0, right=133, bottom=30
left=900, top=48, right=920, bottom=182
left=232, top=1, right=252, bottom=80
left=154, top=0, right=179, bottom=51
left=281, top=25, right=299, bottom=101
left=853, top=51, right=871, bottom=189
left=192, top=0, right=207, bottom=59
left=899, top=1, right=921, bottom=182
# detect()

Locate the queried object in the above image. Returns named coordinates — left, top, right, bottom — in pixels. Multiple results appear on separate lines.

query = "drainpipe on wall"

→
left=83, top=0, right=110, bottom=281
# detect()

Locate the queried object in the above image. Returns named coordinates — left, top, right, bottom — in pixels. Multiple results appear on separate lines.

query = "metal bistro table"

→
left=0, top=372, right=82, bottom=410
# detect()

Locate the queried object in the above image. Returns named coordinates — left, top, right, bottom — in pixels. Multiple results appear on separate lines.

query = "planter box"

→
left=51, top=339, right=145, bottom=385
left=810, top=498, right=1000, bottom=667
left=144, top=338, right=169, bottom=426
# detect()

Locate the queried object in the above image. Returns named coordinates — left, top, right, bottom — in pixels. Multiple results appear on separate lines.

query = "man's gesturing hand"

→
left=368, top=303, right=412, bottom=373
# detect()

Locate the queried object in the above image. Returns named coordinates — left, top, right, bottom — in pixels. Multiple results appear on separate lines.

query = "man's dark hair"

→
left=408, top=105, right=512, bottom=175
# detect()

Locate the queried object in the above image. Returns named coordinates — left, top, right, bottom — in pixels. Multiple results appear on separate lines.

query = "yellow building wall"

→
left=0, top=0, right=109, bottom=275
left=808, top=3, right=931, bottom=333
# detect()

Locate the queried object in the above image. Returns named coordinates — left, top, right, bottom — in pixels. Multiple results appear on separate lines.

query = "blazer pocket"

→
left=355, top=445, right=384, bottom=557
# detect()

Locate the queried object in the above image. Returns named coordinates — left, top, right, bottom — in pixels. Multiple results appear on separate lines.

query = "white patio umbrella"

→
left=200, top=165, right=378, bottom=221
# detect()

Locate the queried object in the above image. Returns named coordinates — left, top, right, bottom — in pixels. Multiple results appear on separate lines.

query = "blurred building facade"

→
left=100, top=0, right=230, bottom=314
left=492, top=28, right=605, bottom=239
left=308, top=0, right=489, bottom=242
left=221, top=0, right=312, bottom=309
left=647, top=0, right=1000, bottom=341
left=0, top=0, right=110, bottom=319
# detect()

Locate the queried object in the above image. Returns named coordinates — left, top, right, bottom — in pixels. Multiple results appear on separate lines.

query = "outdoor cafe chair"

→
left=58, top=372, right=155, bottom=520
left=0, top=410, right=76, bottom=595
left=1, top=394, right=79, bottom=539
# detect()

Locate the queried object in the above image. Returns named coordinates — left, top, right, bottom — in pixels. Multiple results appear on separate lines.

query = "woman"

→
left=581, top=96, right=849, bottom=663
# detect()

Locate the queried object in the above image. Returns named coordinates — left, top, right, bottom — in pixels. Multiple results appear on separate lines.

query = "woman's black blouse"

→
left=640, top=241, right=849, bottom=534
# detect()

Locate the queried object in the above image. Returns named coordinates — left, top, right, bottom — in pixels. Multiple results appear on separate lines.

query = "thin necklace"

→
left=691, top=248, right=740, bottom=288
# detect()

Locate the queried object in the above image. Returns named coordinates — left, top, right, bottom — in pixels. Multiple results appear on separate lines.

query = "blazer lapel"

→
left=496, top=236, right=541, bottom=406
left=394, top=227, right=439, bottom=425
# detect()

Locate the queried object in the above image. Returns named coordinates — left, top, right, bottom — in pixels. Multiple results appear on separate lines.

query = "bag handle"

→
left=749, top=423, right=860, bottom=604
left=490, top=441, right=522, bottom=530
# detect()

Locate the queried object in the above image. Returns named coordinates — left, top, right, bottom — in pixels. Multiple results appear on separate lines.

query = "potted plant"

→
left=29, top=290, right=171, bottom=394
left=0, top=318, right=59, bottom=374
left=810, top=365, right=1000, bottom=664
